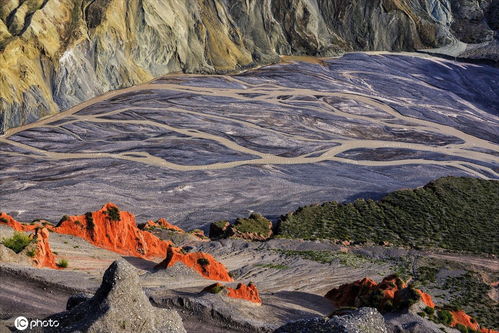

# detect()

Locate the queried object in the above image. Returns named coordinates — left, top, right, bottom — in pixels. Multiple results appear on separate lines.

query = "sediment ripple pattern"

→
left=0, top=53, right=498, bottom=227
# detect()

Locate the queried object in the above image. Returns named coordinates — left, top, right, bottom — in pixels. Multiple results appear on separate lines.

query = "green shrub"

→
left=106, top=207, right=120, bottom=221
left=26, top=248, right=36, bottom=257
left=85, top=212, right=95, bottom=230
left=58, top=215, right=70, bottom=224
left=424, top=306, right=435, bottom=316
left=203, top=283, right=224, bottom=294
left=0, top=217, right=8, bottom=223
left=233, top=213, right=271, bottom=236
left=2, top=231, right=32, bottom=253
left=277, top=177, right=499, bottom=254
left=437, top=309, right=453, bottom=326
left=197, top=258, right=210, bottom=267
left=57, top=259, right=69, bottom=268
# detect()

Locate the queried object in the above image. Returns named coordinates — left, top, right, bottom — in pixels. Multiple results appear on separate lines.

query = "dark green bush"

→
left=57, top=259, right=68, bottom=268
left=106, top=207, right=120, bottom=221
left=197, top=258, right=210, bottom=267
left=437, top=309, right=453, bottom=326
left=85, top=212, right=95, bottom=230
left=277, top=177, right=499, bottom=254
left=424, top=306, right=435, bottom=316
left=233, top=213, right=271, bottom=236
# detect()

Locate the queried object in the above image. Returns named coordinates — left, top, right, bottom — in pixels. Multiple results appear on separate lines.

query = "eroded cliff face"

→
left=0, top=0, right=497, bottom=132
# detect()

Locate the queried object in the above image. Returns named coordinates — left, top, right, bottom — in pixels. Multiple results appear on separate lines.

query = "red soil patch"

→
left=451, top=310, right=480, bottom=330
left=31, top=228, right=57, bottom=269
left=142, top=218, right=184, bottom=232
left=201, top=282, right=262, bottom=303
left=54, top=203, right=171, bottom=258
left=415, top=289, right=435, bottom=308
left=227, top=283, right=262, bottom=304
left=155, top=245, right=232, bottom=282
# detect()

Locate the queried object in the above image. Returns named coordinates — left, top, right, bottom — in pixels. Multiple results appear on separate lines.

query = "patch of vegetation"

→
left=106, top=206, right=120, bottom=221
left=424, top=306, right=435, bottom=316
left=57, top=259, right=68, bottom=268
left=213, top=220, right=229, bottom=229
left=0, top=217, right=8, bottom=223
left=26, top=248, right=36, bottom=257
left=233, top=213, right=271, bottom=236
left=255, top=263, right=289, bottom=270
left=59, top=215, right=70, bottom=224
left=272, top=249, right=374, bottom=267
left=277, top=177, right=499, bottom=254
left=1, top=231, right=32, bottom=253
left=197, top=258, right=210, bottom=267
left=436, top=309, right=453, bottom=326
left=85, top=212, right=95, bottom=230
left=443, top=272, right=498, bottom=328
left=417, top=266, right=438, bottom=285
left=203, top=283, right=225, bottom=294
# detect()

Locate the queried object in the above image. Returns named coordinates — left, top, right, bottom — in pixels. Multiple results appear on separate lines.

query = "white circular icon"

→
left=14, top=316, right=29, bottom=331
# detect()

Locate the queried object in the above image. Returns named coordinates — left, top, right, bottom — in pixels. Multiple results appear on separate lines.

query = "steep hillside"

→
left=0, top=0, right=497, bottom=133
left=277, top=177, right=499, bottom=254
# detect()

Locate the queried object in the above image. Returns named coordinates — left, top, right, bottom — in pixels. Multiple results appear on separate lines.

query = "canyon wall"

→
left=0, top=0, right=497, bottom=132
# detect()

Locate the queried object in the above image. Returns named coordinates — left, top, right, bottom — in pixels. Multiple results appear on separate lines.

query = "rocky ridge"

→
left=1, top=0, right=497, bottom=132
left=45, top=259, right=186, bottom=333
left=0, top=203, right=233, bottom=281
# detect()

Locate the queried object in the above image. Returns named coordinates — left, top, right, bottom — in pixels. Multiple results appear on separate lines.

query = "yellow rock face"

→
left=0, top=0, right=495, bottom=132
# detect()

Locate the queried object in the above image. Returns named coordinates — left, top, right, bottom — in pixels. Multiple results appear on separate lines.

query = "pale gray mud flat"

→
left=0, top=52, right=498, bottom=229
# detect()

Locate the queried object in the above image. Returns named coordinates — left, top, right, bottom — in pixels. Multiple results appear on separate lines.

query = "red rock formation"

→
left=142, top=218, right=184, bottom=232
left=480, top=328, right=499, bottom=333
left=227, top=283, right=262, bottom=304
left=201, top=282, right=262, bottom=304
left=155, top=245, right=232, bottom=281
left=450, top=310, right=480, bottom=331
left=55, top=203, right=171, bottom=258
left=0, top=212, right=39, bottom=231
left=31, top=228, right=57, bottom=269
left=415, top=289, right=435, bottom=308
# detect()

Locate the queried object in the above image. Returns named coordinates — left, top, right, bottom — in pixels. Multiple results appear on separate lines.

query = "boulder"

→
left=275, top=307, right=387, bottom=333
left=47, top=259, right=186, bottom=332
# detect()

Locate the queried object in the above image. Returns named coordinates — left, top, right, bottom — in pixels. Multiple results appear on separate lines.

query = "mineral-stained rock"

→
left=227, top=282, right=262, bottom=304
left=0, top=212, right=39, bottom=231
left=202, top=282, right=262, bottom=304
left=46, top=259, right=186, bottom=333
left=155, top=244, right=233, bottom=282
left=55, top=203, right=171, bottom=259
left=29, top=227, right=57, bottom=269
left=140, top=218, right=184, bottom=232
left=274, top=307, right=388, bottom=333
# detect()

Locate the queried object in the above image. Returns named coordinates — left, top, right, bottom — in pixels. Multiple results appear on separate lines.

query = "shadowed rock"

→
left=274, top=307, right=387, bottom=333
left=46, top=259, right=186, bottom=332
